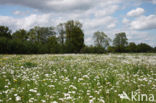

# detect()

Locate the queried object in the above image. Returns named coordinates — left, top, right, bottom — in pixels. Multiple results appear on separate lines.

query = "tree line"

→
left=0, top=20, right=156, bottom=54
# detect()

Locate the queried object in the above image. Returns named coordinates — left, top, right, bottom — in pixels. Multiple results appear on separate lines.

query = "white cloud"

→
left=46, top=0, right=96, bottom=11
left=122, top=18, right=130, bottom=24
left=107, top=23, right=116, bottom=29
left=0, top=0, right=121, bottom=33
left=0, top=0, right=121, bottom=32
left=13, top=10, right=22, bottom=15
left=0, top=0, right=156, bottom=46
left=85, top=37, right=93, bottom=45
left=130, top=15, right=156, bottom=30
left=126, top=31, right=156, bottom=46
left=13, top=10, right=30, bottom=16
left=0, top=14, right=52, bottom=31
left=127, top=8, right=144, bottom=17
left=142, top=0, right=156, bottom=4
left=0, top=0, right=122, bottom=12
left=83, top=16, right=117, bottom=30
left=94, top=5, right=119, bottom=17
left=152, top=0, right=156, bottom=4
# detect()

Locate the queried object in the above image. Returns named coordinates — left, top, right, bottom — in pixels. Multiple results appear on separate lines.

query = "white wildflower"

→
left=51, top=101, right=58, bottom=103
left=16, top=96, right=21, bottom=101
left=29, top=89, right=37, bottom=93
left=41, top=100, right=46, bottom=103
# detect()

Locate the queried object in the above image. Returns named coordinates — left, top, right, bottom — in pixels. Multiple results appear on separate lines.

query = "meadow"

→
left=0, top=54, right=156, bottom=103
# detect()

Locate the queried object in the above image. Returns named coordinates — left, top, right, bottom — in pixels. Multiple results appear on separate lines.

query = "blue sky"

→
left=0, top=0, right=156, bottom=46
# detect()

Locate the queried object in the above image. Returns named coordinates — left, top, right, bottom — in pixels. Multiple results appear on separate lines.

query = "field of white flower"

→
left=0, top=54, right=156, bottom=103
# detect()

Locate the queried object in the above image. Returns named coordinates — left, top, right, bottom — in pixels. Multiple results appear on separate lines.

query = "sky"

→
left=0, top=0, right=156, bottom=46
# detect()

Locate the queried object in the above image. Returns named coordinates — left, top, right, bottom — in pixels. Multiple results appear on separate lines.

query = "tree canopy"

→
left=113, top=32, right=128, bottom=52
left=93, top=31, right=111, bottom=48
left=0, top=26, right=12, bottom=39
left=0, top=20, right=155, bottom=54
left=65, top=20, right=84, bottom=53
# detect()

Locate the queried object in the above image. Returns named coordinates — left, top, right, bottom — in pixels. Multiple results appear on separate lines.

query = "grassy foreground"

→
left=0, top=54, right=156, bottom=103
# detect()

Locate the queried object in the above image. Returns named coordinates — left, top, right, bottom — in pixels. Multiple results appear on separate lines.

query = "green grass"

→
left=0, top=54, right=156, bottom=103
left=23, top=62, right=37, bottom=68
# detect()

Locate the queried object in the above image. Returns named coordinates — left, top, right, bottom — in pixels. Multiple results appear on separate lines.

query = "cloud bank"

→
left=0, top=0, right=156, bottom=46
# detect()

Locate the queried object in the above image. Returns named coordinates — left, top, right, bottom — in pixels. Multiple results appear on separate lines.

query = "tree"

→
left=127, top=42, right=137, bottom=52
left=107, top=46, right=116, bottom=53
left=137, top=43, right=152, bottom=52
left=65, top=20, right=84, bottom=53
left=28, top=26, right=56, bottom=43
left=0, top=26, right=12, bottom=39
left=47, top=36, right=59, bottom=53
left=57, top=23, right=66, bottom=53
left=8, top=39, right=27, bottom=54
left=81, top=45, right=105, bottom=53
left=12, top=29, right=28, bottom=41
left=113, top=32, right=128, bottom=52
left=153, top=47, right=156, bottom=53
left=93, top=31, right=111, bottom=49
left=0, top=37, right=9, bottom=53
left=57, top=23, right=66, bottom=45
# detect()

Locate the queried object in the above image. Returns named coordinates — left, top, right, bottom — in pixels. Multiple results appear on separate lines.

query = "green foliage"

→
left=137, top=43, right=153, bottom=53
left=12, top=29, right=28, bottom=41
left=47, top=36, right=60, bottom=53
left=57, top=23, right=66, bottom=53
left=126, top=42, right=137, bottom=52
left=7, top=39, right=26, bottom=54
left=107, top=46, right=116, bottom=53
left=93, top=31, right=111, bottom=49
left=23, top=62, right=37, bottom=68
left=1, top=54, right=156, bottom=102
left=81, top=45, right=105, bottom=53
left=28, top=26, right=56, bottom=43
left=65, top=20, right=84, bottom=53
left=0, top=25, right=12, bottom=39
left=81, top=45, right=95, bottom=53
left=57, top=23, right=66, bottom=45
left=113, top=32, right=128, bottom=52
left=154, top=47, right=156, bottom=52
left=113, top=32, right=128, bottom=47
left=0, top=37, right=9, bottom=53
left=0, top=22, right=155, bottom=54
